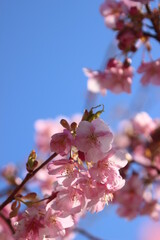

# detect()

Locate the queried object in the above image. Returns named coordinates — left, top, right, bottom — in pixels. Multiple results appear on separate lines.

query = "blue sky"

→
left=0, top=1, right=159, bottom=239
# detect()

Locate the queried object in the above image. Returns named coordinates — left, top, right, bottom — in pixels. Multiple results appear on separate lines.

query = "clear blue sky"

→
left=0, top=1, right=159, bottom=239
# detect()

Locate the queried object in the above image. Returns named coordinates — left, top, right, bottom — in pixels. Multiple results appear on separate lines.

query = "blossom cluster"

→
left=1, top=1, right=160, bottom=239
left=0, top=108, right=127, bottom=239
left=114, top=112, right=160, bottom=220
left=84, top=0, right=160, bottom=94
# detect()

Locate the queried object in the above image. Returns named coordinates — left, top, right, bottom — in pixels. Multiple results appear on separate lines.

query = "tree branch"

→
left=0, top=152, right=57, bottom=211
left=145, top=4, right=160, bottom=41
left=143, top=31, right=158, bottom=40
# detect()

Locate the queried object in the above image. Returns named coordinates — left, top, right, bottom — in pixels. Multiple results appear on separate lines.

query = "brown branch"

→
left=143, top=31, right=158, bottom=40
left=0, top=212, right=15, bottom=234
left=0, top=152, right=57, bottom=211
left=74, top=227, right=104, bottom=240
left=145, top=4, right=160, bottom=41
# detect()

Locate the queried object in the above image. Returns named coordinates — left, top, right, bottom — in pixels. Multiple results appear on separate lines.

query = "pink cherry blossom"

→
left=34, top=115, right=81, bottom=154
left=48, top=159, right=81, bottom=187
left=50, top=129, right=74, bottom=156
left=133, top=144, right=152, bottom=166
left=47, top=115, right=127, bottom=218
left=41, top=208, right=74, bottom=239
left=138, top=59, right=160, bottom=86
left=87, top=191, right=113, bottom=213
left=14, top=204, right=75, bottom=240
left=75, top=118, right=113, bottom=163
left=14, top=206, right=46, bottom=240
left=117, top=27, right=141, bottom=52
left=104, top=58, right=133, bottom=93
left=132, top=112, right=157, bottom=136
left=114, top=169, right=159, bottom=220
left=51, top=187, right=86, bottom=215
left=100, top=0, right=141, bottom=29
left=75, top=173, right=105, bottom=199
left=84, top=59, right=134, bottom=94
left=83, top=68, right=107, bottom=95
left=114, top=174, right=145, bottom=219
left=74, top=174, right=113, bottom=213
left=100, top=0, right=126, bottom=29
left=142, top=188, right=160, bottom=220
left=89, top=150, right=127, bottom=191
left=140, top=200, right=160, bottom=220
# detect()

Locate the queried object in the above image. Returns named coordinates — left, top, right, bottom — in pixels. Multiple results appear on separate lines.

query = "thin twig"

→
left=145, top=4, right=160, bottom=41
left=0, top=152, right=57, bottom=211
left=143, top=31, right=158, bottom=40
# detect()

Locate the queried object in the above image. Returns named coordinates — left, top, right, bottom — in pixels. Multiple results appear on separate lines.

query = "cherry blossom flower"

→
left=140, top=200, right=160, bottom=220
left=48, top=159, right=81, bottom=187
left=74, top=174, right=113, bottom=213
left=51, top=187, right=86, bottom=215
left=14, top=206, right=46, bottom=240
left=114, top=174, right=145, bottom=219
left=50, top=129, right=74, bottom=156
left=84, top=58, right=134, bottom=94
left=104, top=58, right=133, bottom=93
left=75, top=118, right=113, bottom=163
left=87, top=191, right=113, bottom=213
left=83, top=68, right=107, bottom=95
left=89, top=150, right=127, bottom=191
left=138, top=59, right=160, bottom=86
left=41, top=209, right=74, bottom=239
left=132, top=112, right=157, bottom=136
left=14, top=204, right=75, bottom=240
left=100, top=0, right=141, bottom=29
left=100, top=0, right=126, bottom=29
left=133, top=144, right=152, bottom=166
left=117, top=27, right=142, bottom=52
left=35, top=115, right=81, bottom=154
left=8, top=112, right=129, bottom=238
